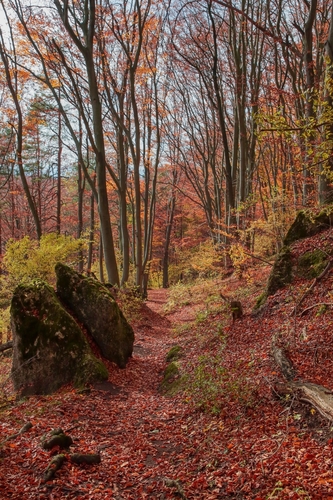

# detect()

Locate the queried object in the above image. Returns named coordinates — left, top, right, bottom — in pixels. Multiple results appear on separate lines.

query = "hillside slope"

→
left=2, top=227, right=333, bottom=498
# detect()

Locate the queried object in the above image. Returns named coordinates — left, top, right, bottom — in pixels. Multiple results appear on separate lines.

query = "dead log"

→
left=272, top=345, right=333, bottom=421
left=70, top=453, right=101, bottom=465
left=274, top=381, right=333, bottom=421
left=0, top=341, right=13, bottom=353
left=42, top=454, right=66, bottom=483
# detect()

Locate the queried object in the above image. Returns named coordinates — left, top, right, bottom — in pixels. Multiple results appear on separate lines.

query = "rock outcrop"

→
left=55, top=264, right=134, bottom=368
left=11, top=281, right=108, bottom=396
left=284, top=209, right=333, bottom=246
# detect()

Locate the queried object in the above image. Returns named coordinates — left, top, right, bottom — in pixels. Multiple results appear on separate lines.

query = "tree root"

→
left=291, top=260, right=333, bottom=315
left=1, top=421, right=32, bottom=447
left=42, top=454, right=66, bottom=483
left=42, top=429, right=73, bottom=450
left=70, top=453, right=101, bottom=465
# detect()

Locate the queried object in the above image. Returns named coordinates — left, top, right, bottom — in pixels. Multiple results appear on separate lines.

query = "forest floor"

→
left=2, top=236, right=333, bottom=499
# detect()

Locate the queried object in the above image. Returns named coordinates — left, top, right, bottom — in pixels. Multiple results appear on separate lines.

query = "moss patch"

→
left=266, top=246, right=293, bottom=297
left=254, top=292, right=267, bottom=310
left=297, top=249, right=328, bottom=279
left=166, top=345, right=183, bottom=362
left=74, top=352, right=109, bottom=388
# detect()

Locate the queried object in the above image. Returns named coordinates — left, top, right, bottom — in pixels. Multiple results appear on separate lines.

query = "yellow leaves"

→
left=3, top=234, right=86, bottom=288
left=229, top=243, right=246, bottom=269
left=49, top=78, right=61, bottom=89
left=136, top=66, right=156, bottom=76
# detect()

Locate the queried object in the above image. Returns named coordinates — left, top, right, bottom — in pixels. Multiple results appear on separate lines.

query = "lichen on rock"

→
left=11, top=280, right=108, bottom=395
left=55, top=263, right=134, bottom=368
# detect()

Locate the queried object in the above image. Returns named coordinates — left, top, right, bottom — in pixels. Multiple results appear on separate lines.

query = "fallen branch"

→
left=300, top=302, right=333, bottom=317
left=0, top=341, right=13, bottom=353
left=272, top=345, right=333, bottom=421
left=271, top=345, right=295, bottom=381
left=42, top=454, right=66, bottom=483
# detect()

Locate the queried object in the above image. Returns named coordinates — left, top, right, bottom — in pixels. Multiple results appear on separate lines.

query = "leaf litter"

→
left=2, top=248, right=333, bottom=498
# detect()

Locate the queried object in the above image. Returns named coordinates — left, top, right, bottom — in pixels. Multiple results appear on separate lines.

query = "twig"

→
left=300, top=302, right=333, bottom=317
left=0, top=341, right=13, bottom=353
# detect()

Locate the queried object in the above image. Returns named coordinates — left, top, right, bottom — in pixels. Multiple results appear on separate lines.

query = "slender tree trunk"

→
left=54, top=0, right=119, bottom=286
left=56, top=100, right=62, bottom=234
left=0, top=29, right=42, bottom=239
left=77, top=162, right=84, bottom=273
left=162, top=195, right=176, bottom=288
left=87, top=190, right=95, bottom=274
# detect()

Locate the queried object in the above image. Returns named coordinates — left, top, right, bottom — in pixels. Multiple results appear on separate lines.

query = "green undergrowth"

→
left=162, top=276, right=261, bottom=413
left=111, top=286, right=143, bottom=324
left=163, top=278, right=228, bottom=314
left=164, top=312, right=257, bottom=414
left=164, top=275, right=257, bottom=319
left=183, top=336, right=256, bottom=415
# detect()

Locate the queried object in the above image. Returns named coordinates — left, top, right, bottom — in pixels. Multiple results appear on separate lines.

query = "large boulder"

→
left=284, top=209, right=332, bottom=246
left=11, top=281, right=108, bottom=396
left=55, top=264, right=134, bottom=368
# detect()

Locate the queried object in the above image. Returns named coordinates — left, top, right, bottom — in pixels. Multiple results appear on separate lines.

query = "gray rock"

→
left=55, top=264, right=134, bottom=368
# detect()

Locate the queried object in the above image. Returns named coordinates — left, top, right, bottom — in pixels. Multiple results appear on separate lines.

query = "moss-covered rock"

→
left=297, top=249, right=328, bottom=279
left=255, top=208, right=333, bottom=310
left=56, top=264, right=134, bottom=368
left=284, top=209, right=332, bottom=246
left=166, top=345, right=183, bottom=362
left=11, top=280, right=108, bottom=396
left=254, top=246, right=292, bottom=309
left=266, top=246, right=293, bottom=296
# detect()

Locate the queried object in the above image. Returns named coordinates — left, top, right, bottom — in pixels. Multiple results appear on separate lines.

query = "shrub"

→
left=3, top=234, right=85, bottom=289
left=0, top=234, right=85, bottom=319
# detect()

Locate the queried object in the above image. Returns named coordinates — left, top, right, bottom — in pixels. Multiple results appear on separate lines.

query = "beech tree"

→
left=1, top=0, right=333, bottom=284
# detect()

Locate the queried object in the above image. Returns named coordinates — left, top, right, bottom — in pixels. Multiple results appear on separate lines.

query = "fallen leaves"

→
left=2, top=274, right=333, bottom=498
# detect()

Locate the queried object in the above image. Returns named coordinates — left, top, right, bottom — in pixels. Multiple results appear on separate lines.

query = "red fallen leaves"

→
left=1, top=276, right=333, bottom=499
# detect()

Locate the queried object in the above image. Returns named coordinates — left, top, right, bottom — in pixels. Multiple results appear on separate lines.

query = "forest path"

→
left=83, top=287, right=196, bottom=498
left=3, top=288, right=199, bottom=500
